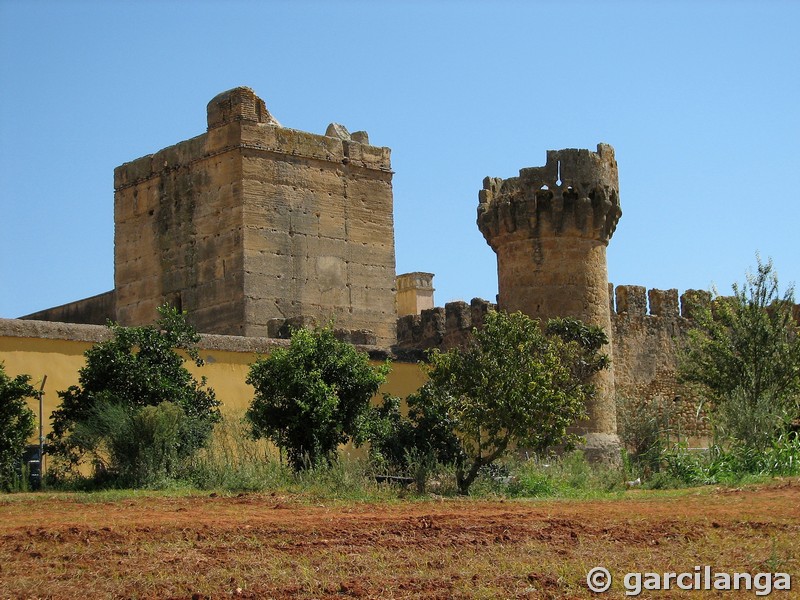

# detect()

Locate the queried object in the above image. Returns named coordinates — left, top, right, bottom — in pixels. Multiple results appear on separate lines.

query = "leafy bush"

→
left=433, top=312, right=610, bottom=494
left=679, top=257, right=800, bottom=451
left=47, top=306, right=219, bottom=484
left=0, top=363, right=36, bottom=491
left=68, top=401, right=203, bottom=487
left=360, top=390, right=463, bottom=492
left=246, top=326, right=389, bottom=471
left=646, top=434, right=800, bottom=489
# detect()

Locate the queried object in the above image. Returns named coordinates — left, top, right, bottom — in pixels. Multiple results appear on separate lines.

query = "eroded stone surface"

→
left=57, top=87, right=396, bottom=346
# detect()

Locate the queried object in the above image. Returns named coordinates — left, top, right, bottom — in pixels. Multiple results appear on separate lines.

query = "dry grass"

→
left=1, top=480, right=798, bottom=599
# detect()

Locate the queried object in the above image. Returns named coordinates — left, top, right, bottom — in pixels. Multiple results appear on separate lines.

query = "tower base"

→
left=580, top=433, right=622, bottom=465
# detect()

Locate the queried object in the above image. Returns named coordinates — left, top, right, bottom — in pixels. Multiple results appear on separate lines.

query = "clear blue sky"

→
left=1, top=0, right=798, bottom=319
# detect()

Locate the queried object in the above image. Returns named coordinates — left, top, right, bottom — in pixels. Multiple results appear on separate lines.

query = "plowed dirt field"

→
left=1, top=481, right=798, bottom=599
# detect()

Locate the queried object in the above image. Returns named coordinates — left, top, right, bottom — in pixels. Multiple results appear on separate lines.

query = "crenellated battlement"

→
left=477, top=144, right=622, bottom=246
left=395, top=297, right=496, bottom=352
left=610, top=284, right=799, bottom=324
left=611, top=285, right=712, bottom=321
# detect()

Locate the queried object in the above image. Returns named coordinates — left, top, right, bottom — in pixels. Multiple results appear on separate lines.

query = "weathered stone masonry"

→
left=28, top=87, right=398, bottom=347
left=23, top=87, right=800, bottom=449
left=395, top=288, right=716, bottom=441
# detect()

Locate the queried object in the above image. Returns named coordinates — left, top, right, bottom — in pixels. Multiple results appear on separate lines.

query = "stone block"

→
left=616, top=285, right=647, bottom=316
left=680, top=289, right=712, bottom=320
left=190, top=300, right=246, bottom=336
left=470, top=298, right=495, bottom=328
left=445, top=301, right=471, bottom=333
left=333, top=328, right=377, bottom=346
left=396, top=314, right=420, bottom=346
left=350, top=131, right=369, bottom=145
left=266, top=318, right=285, bottom=338
left=420, top=307, right=446, bottom=346
left=206, top=87, right=280, bottom=129
left=648, top=288, right=679, bottom=319
left=325, top=123, right=351, bottom=140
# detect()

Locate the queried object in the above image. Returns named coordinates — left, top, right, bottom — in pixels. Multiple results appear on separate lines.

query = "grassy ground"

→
left=1, top=479, right=798, bottom=599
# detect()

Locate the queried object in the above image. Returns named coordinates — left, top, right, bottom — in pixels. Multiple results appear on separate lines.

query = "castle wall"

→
left=396, top=297, right=497, bottom=355
left=611, top=285, right=711, bottom=440
left=395, top=285, right=727, bottom=442
left=21, top=290, right=116, bottom=325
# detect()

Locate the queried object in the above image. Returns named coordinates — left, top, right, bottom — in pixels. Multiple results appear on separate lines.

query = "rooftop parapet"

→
left=115, top=88, right=391, bottom=190
left=478, top=144, right=621, bottom=247
left=396, top=272, right=435, bottom=318
left=396, top=272, right=435, bottom=292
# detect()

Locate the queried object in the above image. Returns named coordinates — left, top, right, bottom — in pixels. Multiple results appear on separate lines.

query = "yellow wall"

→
left=1, top=335, right=95, bottom=439
left=0, top=335, right=427, bottom=442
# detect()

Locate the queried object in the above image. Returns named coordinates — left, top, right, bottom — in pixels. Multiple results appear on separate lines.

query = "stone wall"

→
left=610, top=285, right=711, bottom=440
left=395, top=297, right=496, bottom=357
left=0, top=318, right=427, bottom=451
left=395, top=285, right=790, bottom=442
left=21, top=290, right=116, bottom=325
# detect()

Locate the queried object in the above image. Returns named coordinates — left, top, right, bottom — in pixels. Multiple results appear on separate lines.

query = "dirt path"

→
left=1, top=481, right=798, bottom=599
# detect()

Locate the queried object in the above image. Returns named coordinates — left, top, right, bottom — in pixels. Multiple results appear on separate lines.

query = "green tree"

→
left=411, top=310, right=609, bottom=495
left=246, top=326, right=390, bottom=471
left=680, top=257, right=800, bottom=451
left=0, top=363, right=37, bottom=491
left=48, top=306, right=219, bottom=482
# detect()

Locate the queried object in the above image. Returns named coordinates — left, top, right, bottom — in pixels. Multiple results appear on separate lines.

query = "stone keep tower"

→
left=113, top=87, right=397, bottom=345
left=477, top=143, right=622, bottom=460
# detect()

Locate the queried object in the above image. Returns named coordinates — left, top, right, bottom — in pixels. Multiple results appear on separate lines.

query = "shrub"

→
left=47, top=306, right=219, bottom=484
left=69, top=401, right=201, bottom=487
left=616, top=394, right=688, bottom=476
left=0, top=363, right=36, bottom=491
left=365, top=311, right=610, bottom=495
left=246, top=326, right=389, bottom=471
left=679, top=257, right=800, bottom=451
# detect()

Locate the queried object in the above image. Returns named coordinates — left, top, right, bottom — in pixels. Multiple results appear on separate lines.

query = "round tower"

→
left=477, top=143, right=622, bottom=461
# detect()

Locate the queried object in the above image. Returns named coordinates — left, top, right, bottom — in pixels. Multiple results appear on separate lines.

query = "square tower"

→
left=113, top=87, right=397, bottom=345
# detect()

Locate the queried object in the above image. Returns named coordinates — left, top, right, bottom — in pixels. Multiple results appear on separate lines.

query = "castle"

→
left=20, top=86, right=756, bottom=457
